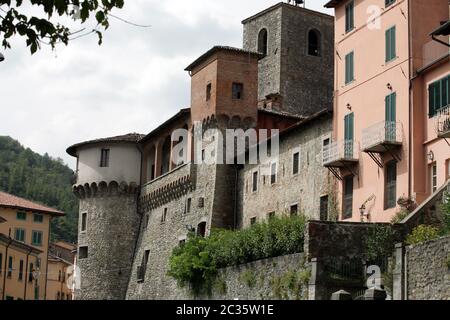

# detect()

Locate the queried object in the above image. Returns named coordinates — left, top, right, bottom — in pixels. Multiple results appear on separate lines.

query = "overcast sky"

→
left=0, top=0, right=332, bottom=169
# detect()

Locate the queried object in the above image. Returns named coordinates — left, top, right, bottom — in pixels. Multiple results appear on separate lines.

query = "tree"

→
left=0, top=0, right=124, bottom=54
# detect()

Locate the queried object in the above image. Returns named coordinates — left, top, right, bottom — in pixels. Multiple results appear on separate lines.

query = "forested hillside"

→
left=0, top=136, right=78, bottom=242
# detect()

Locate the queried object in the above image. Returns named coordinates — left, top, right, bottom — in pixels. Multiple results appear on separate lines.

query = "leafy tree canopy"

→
left=0, top=0, right=124, bottom=54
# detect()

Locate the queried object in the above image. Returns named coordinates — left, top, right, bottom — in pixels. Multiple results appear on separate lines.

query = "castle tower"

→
left=67, top=133, right=143, bottom=300
left=242, top=2, right=334, bottom=116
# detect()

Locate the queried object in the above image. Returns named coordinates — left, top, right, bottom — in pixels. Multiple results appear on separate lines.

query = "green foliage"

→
left=365, top=224, right=397, bottom=262
left=270, top=269, right=310, bottom=300
left=0, top=136, right=78, bottom=242
left=406, top=225, right=440, bottom=245
left=390, top=208, right=409, bottom=224
left=440, top=192, right=450, bottom=235
left=0, top=0, right=125, bottom=54
left=241, top=270, right=257, bottom=288
left=168, top=215, right=307, bottom=295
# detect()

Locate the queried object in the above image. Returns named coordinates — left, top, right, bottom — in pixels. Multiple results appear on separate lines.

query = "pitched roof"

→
left=52, top=241, right=77, bottom=251
left=324, top=0, right=343, bottom=8
left=185, top=46, right=263, bottom=72
left=140, top=108, right=191, bottom=144
left=258, top=108, right=305, bottom=120
left=67, top=133, right=144, bottom=157
left=0, top=191, right=64, bottom=216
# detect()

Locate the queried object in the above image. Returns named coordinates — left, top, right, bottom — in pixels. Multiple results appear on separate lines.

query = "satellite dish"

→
left=0, top=53, right=4, bottom=62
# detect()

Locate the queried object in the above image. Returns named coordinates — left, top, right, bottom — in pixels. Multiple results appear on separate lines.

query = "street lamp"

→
left=360, top=204, right=370, bottom=222
left=0, top=53, right=4, bottom=62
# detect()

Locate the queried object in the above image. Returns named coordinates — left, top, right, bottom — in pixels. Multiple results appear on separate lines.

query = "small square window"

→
left=79, top=246, right=88, bottom=260
left=250, top=217, right=257, bottom=225
left=17, top=211, right=27, bottom=221
left=232, top=83, right=244, bottom=100
left=33, top=213, right=44, bottom=223
left=290, top=204, right=298, bottom=216
left=268, top=212, right=275, bottom=220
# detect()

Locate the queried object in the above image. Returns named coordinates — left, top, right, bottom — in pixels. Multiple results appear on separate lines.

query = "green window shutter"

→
left=386, top=26, right=396, bottom=62
left=344, top=113, right=354, bottom=141
left=391, top=27, right=396, bottom=60
left=345, top=52, right=354, bottom=84
left=442, top=76, right=448, bottom=108
left=429, top=83, right=435, bottom=117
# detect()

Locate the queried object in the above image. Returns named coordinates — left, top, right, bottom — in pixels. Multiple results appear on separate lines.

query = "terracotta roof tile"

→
left=0, top=191, right=64, bottom=216
left=67, top=133, right=144, bottom=157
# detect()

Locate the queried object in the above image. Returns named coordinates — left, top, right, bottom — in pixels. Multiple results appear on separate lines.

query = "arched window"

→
left=197, top=222, right=207, bottom=238
left=308, top=29, right=321, bottom=56
left=258, top=28, right=268, bottom=56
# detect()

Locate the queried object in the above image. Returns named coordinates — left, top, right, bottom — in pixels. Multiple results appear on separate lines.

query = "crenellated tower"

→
left=67, top=133, right=143, bottom=300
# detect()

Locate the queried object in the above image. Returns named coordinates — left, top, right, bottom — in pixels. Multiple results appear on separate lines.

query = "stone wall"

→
left=237, top=114, right=333, bottom=228
left=207, top=253, right=310, bottom=300
left=243, top=3, right=334, bottom=116
left=406, top=236, right=450, bottom=300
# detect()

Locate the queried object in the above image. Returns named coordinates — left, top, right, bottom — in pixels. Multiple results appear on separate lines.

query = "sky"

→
left=0, top=0, right=333, bottom=169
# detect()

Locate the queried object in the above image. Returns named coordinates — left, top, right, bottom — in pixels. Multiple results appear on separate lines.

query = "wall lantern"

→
left=427, top=151, right=435, bottom=162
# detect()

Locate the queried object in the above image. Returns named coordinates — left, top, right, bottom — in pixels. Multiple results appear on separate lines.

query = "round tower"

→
left=67, top=133, right=143, bottom=300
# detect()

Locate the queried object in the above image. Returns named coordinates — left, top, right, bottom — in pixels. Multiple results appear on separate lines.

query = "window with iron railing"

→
left=429, top=75, right=449, bottom=118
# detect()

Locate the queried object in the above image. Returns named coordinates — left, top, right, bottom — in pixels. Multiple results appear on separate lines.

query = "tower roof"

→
left=67, top=133, right=144, bottom=157
left=0, top=191, right=64, bottom=216
left=184, top=46, right=263, bottom=72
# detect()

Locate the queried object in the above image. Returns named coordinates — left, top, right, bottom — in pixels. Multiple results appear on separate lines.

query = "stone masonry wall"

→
left=406, top=236, right=450, bottom=300
left=237, top=115, right=333, bottom=228
left=76, top=192, right=140, bottom=300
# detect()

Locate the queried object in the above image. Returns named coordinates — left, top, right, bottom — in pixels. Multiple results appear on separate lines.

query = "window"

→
left=31, top=231, right=43, bottom=246
left=385, top=0, right=396, bottom=7
left=79, top=246, right=88, bottom=260
left=100, top=148, right=110, bottom=167
left=186, top=198, right=192, bottom=214
left=320, top=196, right=329, bottom=221
left=446, top=159, right=450, bottom=179
left=206, top=83, right=212, bottom=101
left=345, top=52, right=354, bottom=84
left=268, top=212, right=275, bottom=220
left=14, top=228, right=25, bottom=242
left=7, top=256, right=13, bottom=278
left=308, top=30, right=320, bottom=56
left=29, top=263, right=34, bottom=282
left=345, top=1, right=354, bottom=33
left=431, top=163, right=437, bottom=193
left=344, top=113, right=355, bottom=158
left=58, top=270, right=61, bottom=282
left=16, top=211, right=26, bottom=221
left=428, top=75, right=449, bottom=117
left=161, top=208, right=168, bottom=223
left=252, top=171, right=258, bottom=192
left=0, top=253, right=2, bottom=275
left=81, top=212, right=87, bottom=232
left=144, top=214, right=150, bottom=229
left=258, top=28, right=268, bottom=56
left=250, top=217, right=257, bottom=225
left=33, top=213, right=43, bottom=223
left=197, top=222, right=207, bottom=237
left=201, top=149, right=206, bottom=161
left=343, top=176, right=354, bottom=219
left=138, top=250, right=150, bottom=283
left=385, top=92, right=397, bottom=141
left=179, top=239, right=186, bottom=246
left=232, top=83, right=244, bottom=100
left=18, top=260, right=24, bottom=281
left=385, top=160, right=397, bottom=209
left=385, top=26, right=396, bottom=62
left=270, top=162, right=277, bottom=185
left=290, top=204, right=298, bottom=216
left=292, top=152, right=300, bottom=175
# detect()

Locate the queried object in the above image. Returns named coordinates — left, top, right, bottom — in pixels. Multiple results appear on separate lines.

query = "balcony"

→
left=362, top=121, right=403, bottom=153
left=322, top=140, right=359, bottom=168
left=437, top=106, right=450, bottom=139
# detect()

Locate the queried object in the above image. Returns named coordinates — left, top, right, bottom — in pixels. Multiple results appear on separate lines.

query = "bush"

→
left=365, top=224, right=397, bottom=262
left=440, top=192, right=450, bottom=235
left=168, top=215, right=307, bottom=295
left=406, top=225, right=440, bottom=245
left=390, top=209, right=409, bottom=224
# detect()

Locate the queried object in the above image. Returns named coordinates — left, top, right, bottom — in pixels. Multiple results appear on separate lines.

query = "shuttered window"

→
left=385, top=161, right=397, bottom=209
left=429, top=75, right=450, bottom=117
left=385, top=0, right=396, bottom=7
left=345, top=52, right=354, bottom=84
left=386, top=26, right=396, bottom=62
left=345, top=1, right=354, bottom=33
left=343, top=176, right=354, bottom=219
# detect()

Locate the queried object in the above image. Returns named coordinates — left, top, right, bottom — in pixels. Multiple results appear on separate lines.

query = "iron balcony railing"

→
left=322, top=140, right=359, bottom=166
left=437, top=105, right=450, bottom=137
left=361, top=121, right=403, bottom=151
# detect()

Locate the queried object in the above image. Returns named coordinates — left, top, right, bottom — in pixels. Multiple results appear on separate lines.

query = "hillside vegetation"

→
left=0, top=136, right=77, bottom=242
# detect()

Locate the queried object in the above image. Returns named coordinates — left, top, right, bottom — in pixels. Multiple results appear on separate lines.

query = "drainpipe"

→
left=23, top=248, right=32, bottom=300
left=407, top=0, right=413, bottom=200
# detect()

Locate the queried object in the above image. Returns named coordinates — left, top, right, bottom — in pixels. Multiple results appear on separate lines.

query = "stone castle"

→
left=67, top=2, right=337, bottom=300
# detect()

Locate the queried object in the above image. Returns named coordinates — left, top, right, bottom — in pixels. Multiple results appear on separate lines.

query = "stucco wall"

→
left=76, top=143, right=141, bottom=186
left=406, top=236, right=450, bottom=300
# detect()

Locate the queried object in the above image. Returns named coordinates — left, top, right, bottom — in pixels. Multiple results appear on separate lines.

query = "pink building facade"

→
left=324, top=0, right=450, bottom=222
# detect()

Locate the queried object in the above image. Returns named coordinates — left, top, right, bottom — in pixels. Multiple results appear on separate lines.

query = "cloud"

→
left=0, top=1, right=332, bottom=169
